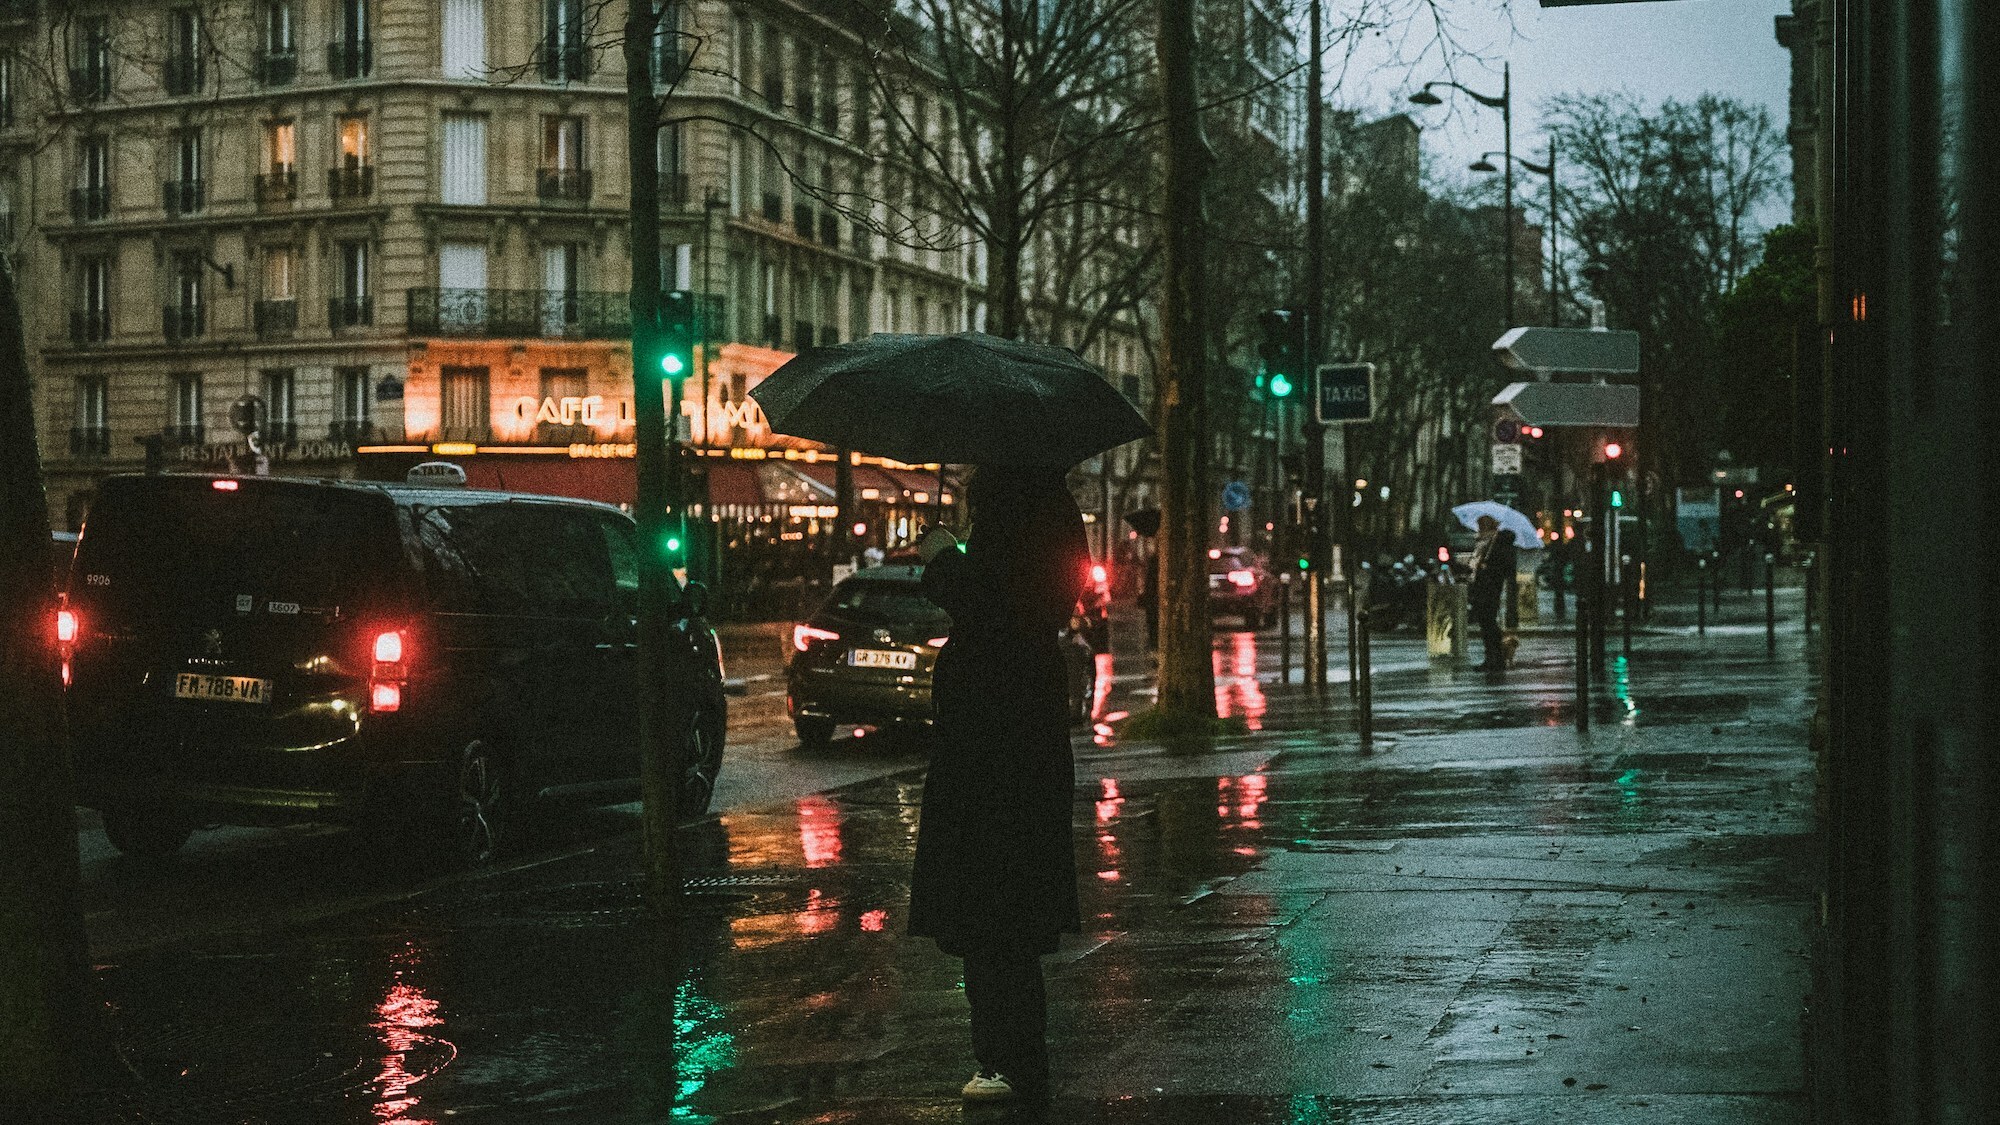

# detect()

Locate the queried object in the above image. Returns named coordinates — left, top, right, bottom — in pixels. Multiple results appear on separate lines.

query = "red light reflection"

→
left=795, top=887, right=838, bottom=934
left=1212, top=634, right=1267, bottom=730
left=860, top=909, right=887, bottom=932
left=796, top=794, right=844, bottom=869
left=370, top=957, right=451, bottom=1125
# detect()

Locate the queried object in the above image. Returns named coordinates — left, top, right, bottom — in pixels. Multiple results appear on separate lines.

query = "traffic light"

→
left=1610, top=489, right=1624, bottom=509
left=1257, top=309, right=1303, bottom=393
left=1602, top=440, right=1623, bottom=461
left=658, top=290, right=696, bottom=379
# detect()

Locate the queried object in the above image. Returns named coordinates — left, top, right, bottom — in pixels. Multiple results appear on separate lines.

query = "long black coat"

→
left=910, top=488, right=1087, bottom=956
left=1470, top=531, right=1519, bottom=616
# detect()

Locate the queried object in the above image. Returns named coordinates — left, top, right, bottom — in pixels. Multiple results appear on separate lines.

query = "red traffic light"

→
left=1603, top=441, right=1623, bottom=460
left=1526, top=426, right=1544, bottom=439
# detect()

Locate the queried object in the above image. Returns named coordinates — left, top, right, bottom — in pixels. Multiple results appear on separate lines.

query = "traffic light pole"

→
left=1302, top=0, right=1328, bottom=693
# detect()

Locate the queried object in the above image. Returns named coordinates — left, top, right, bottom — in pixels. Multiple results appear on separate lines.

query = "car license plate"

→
left=847, top=649, right=916, bottom=671
left=173, top=673, right=271, bottom=704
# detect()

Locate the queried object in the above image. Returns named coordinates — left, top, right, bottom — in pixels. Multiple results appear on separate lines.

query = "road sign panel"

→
left=1221, top=480, right=1252, bottom=512
left=1493, top=327, right=1640, bottom=374
left=1316, top=363, right=1375, bottom=424
left=1491, top=443, right=1523, bottom=475
left=1491, top=381, right=1640, bottom=427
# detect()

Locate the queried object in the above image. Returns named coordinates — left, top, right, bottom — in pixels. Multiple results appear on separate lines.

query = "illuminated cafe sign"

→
left=517, top=395, right=606, bottom=426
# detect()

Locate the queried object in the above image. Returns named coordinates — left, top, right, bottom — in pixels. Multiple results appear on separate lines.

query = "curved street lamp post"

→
left=1410, top=64, right=1514, bottom=327
left=1474, top=143, right=1559, bottom=327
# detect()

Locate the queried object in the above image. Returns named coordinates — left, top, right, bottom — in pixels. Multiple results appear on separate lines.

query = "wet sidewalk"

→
left=84, top=614, right=1815, bottom=1124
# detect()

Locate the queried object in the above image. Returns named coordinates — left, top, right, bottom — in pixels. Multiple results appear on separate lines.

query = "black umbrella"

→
left=1122, top=508, right=1161, bottom=537
left=748, top=332, right=1151, bottom=467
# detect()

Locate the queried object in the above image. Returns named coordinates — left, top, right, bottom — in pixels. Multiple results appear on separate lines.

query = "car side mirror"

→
left=682, top=580, right=710, bottom=620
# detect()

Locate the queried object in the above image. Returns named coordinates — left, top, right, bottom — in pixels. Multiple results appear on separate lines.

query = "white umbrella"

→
left=1451, top=501, right=1544, bottom=549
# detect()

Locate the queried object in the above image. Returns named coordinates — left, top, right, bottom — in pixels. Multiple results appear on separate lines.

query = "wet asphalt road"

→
left=70, top=580, right=1816, bottom=1123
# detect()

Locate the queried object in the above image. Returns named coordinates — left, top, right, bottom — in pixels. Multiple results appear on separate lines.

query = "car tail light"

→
left=1437, top=546, right=1451, bottom=564
left=793, top=624, right=840, bottom=652
left=211, top=479, right=240, bottom=491
left=1228, top=569, right=1256, bottom=588
left=55, top=608, right=78, bottom=645
left=926, top=636, right=950, bottom=649
left=370, top=628, right=407, bottom=713
left=1089, top=563, right=1108, bottom=586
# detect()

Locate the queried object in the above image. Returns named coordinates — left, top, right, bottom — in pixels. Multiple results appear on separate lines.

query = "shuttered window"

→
left=440, top=113, right=487, bottom=205
left=439, top=242, right=487, bottom=290
left=442, top=0, right=485, bottom=79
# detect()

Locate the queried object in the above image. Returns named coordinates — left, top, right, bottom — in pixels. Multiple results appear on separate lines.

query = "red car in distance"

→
left=1207, top=547, right=1277, bottom=629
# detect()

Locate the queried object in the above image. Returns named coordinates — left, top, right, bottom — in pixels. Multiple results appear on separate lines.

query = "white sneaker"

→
left=961, top=1071, right=1016, bottom=1101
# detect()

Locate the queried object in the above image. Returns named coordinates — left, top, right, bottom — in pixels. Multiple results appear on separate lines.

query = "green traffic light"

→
left=1610, top=490, right=1624, bottom=509
left=1269, top=372, right=1294, bottom=398
left=1297, top=556, right=1310, bottom=571
left=661, top=353, right=686, bottom=377
left=663, top=534, right=682, bottom=554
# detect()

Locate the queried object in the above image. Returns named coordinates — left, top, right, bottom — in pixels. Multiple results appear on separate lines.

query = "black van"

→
left=60, top=473, right=726, bottom=864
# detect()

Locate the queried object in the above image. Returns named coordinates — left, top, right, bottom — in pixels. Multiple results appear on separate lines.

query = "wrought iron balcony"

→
left=327, top=39, right=371, bottom=79
left=254, top=299, right=297, bottom=338
left=69, top=186, right=111, bottom=222
left=256, top=49, right=297, bottom=86
left=536, top=168, right=592, bottom=202
left=162, top=179, right=203, bottom=216
left=162, top=304, right=204, bottom=343
left=256, top=167, right=298, bottom=204
left=328, top=296, right=373, bottom=329
left=68, top=309, right=110, bottom=344
left=328, top=165, right=374, bottom=200
left=68, top=426, right=110, bottom=457
left=406, top=288, right=632, bottom=340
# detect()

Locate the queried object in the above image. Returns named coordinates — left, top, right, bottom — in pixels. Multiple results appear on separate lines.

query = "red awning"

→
left=461, top=457, right=635, bottom=508
left=702, top=461, right=765, bottom=506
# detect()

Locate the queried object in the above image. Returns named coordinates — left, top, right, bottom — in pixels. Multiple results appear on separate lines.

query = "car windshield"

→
left=1208, top=551, right=1252, bottom=573
left=829, top=579, right=948, bottom=627
left=73, top=478, right=398, bottom=619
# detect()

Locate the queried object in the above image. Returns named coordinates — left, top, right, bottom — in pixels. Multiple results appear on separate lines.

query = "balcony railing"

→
left=68, top=426, right=110, bottom=457
left=327, top=39, right=371, bottom=79
left=256, top=49, right=297, bottom=86
left=162, top=179, right=203, bottom=216
left=328, top=165, right=374, bottom=200
left=162, top=55, right=203, bottom=96
left=163, top=424, right=205, bottom=446
left=69, top=186, right=111, bottom=222
left=536, top=168, right=592, bottom=202
left=329, top=296, right=373, bottom=328
left=68, top=309, right=110, bottom=344
left=406, top=288, right=632, bottom=340
left=68, top=64, right=109, bottom=102
left=254, top=299, right=297, bottom=338
left=329, top=419, right=374, bottom=443
left=255, top=167, right=298, bottom=204
left=162, top=304, right=204, bottom=342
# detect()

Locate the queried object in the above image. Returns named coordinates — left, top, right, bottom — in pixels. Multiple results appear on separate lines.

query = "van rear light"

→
left=369, top=629, right=407, bottom=713
left=793, top=624, right=840, bottom=652
left=1227, top=569, right=1257, bottom=588
left=55, top=609, right=78, bottom=645
left=211, top=479, right=240, bottom=491
left=926, top=636, right=950, bottom=649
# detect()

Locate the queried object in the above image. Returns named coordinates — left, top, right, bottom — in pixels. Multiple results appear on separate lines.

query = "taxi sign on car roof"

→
left=406, top=461, right=468, bottom=487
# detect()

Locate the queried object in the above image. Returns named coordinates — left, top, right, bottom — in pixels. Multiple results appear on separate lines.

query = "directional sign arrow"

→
left=1492, top=381, right=1640, bottom=428
left=1493, top=327, right=1640, bottom=374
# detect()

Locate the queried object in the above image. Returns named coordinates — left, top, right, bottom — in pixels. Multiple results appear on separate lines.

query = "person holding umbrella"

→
left=751, top=332, right=1151, bottom=1103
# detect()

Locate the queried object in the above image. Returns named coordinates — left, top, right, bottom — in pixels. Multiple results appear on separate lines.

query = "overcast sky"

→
left=1319, top=0, right=1795, bottom=198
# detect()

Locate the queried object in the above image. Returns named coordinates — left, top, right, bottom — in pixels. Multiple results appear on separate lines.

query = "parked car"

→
left=1207, top=547, right=1277, bottom=629
left=59, top=472, right=727, bottom=864
left=787, top=564, right=1097, bottom=746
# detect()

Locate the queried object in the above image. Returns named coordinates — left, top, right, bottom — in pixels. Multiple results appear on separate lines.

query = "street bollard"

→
left=1765, top=552, right=1777, bottom=654
left=1803, top=552, right=1816, bottom=638
left=1357, top=607, right=1373, bottom=751
left=1278, top=578, right=1292, bottom=683
left=1697, top=557, right=1708, bottom=636
left=1712, top=551, right=1724, bottom=613
left=1346, top=575, right=1361, bottom=700
left=1620, top=553, right=1633, bottom=658
left=1574, top=571, right=1590, bottom=733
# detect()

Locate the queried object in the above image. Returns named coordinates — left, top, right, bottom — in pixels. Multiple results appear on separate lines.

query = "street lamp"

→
left=1410, top=64, right=1514, bottom=327
left=1473, top=143, right=1559, bottom=327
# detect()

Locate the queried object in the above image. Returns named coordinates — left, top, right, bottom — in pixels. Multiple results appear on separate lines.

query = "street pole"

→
left=1547, top=140, right=1559, bottom=327
left=1501, top=62, right=1514, bottom=331
left=1302, top=0, right=1328, bottom=692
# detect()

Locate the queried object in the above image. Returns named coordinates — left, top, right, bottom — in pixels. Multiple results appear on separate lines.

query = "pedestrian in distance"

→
left=911, top=465, right=1088, bottom=1105
left=1470, top=518, right=1518, bottom=672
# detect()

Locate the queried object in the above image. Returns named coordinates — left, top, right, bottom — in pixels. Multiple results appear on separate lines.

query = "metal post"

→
left=1620, top=553, right=1633, bottom=657
left=1346, top=568, right=1360, bottom=700
left=1575, top=539, right=1590, bottom=732
left=1697, top=557, right=1707, bottom=636
left=1803, top=551, right=1816, bottom=637
left=1711, top=550, right=1723, bottom=612
left=1357, top=605, right=1373, bottom=751
left=1547, top=140, right=1559, bottom=327
left=1764, top=551, right=1776, bottom=654
left=1301, top=0, right=1328, bottom=693
left=1278, top=577, right=1292, bottom=684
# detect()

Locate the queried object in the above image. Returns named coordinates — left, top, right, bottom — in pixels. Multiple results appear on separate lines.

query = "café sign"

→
left=516, top=395, right=605, bottom=426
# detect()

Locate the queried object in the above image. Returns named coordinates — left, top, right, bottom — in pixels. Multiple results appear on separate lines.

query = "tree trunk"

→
left=0, top=264, right=95, bottom=1116
left=1153, top=0, right=1215, bottom=722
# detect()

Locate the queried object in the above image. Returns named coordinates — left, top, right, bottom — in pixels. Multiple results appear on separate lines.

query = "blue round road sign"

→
left=1222, top=480, right=1252, bottom=512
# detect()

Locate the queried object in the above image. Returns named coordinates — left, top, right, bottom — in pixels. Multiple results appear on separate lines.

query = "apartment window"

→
left=0, top=50, right=15, bottom=129
left=165, top=251, right=204, bottom=342
left=257, top=369, right=296, bottom=441
left=760, top=29, right=783, bottom=108
left=440, top=366, right=490, bottom=440
left=885, top=288, right=901, bottom=333
left=330, top=115, right=373, bottom=199
left=442, top=0, right=485, bottom=79
left=441, top=112, right=487, bottom=205
left=819, top=59, right=838, bottom=134
left=169, top=373, right=204, bottom=444
left=255, top=246, right=298, bottom=337
left=332, top=240, right=371, bottom=327
left=164, top=8, right=204, bottom=96
left=330, top=0, right=372, bottom=79
left=73, top=256, right=111, bottom=344
left=852, top=77, right=870, bottom=146
left=70, top=16, right=110, bottom=102
left=659, top=122, right=686, bottom=205
left=652, top=0, right=686, bottom=85
left=794, top=46, right=814, bottom=123
left=541, top=0, right=587, bottom=82
left=436, top=243, right=487, bottom=330
left=542, top=242, right=580, bottom=333
left=165, top=128, right=202, bottom=216
left=538, top=115, right=589, bottom=201
left=68, top=377, right=109, bottom=456
left=260, top=1, right=297, bottom=85
left=537, top=367, right=587, bottom=437
left=73, top=135, right=110, bottom=221
left=258, top=120, right=297, bottom=202
left=849, top=283, right=868, bottom=342
left=334, top=366, right=372, bottom=440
